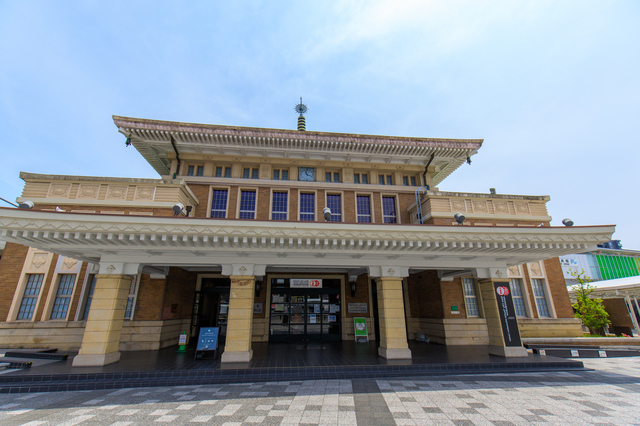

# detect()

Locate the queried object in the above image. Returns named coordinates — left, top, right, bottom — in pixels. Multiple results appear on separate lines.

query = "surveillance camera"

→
left=562, top=218, right=574, bottom=227
left=323, top=207, right=331, bottom=221
left=19, top=200, right=34, bottom=209
left=454, top=212, right=465, bottom=225
left=173, top=203, right=185, bottom=216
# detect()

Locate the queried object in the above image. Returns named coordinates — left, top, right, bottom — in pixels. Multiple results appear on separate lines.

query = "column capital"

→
left=222, top=264, right=266, bottom=277
left=473, top=267, right=508, bottom=281
left=368, top=266, right=409, bottom=278
left=98, top=262, right=141, bottom=275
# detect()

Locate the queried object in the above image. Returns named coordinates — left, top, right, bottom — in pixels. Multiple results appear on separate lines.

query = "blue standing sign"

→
left=195, top=327, right=219, bottom=360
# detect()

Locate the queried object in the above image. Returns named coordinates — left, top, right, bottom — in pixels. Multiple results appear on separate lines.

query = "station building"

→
left=0, top=115, right=614, bottom=366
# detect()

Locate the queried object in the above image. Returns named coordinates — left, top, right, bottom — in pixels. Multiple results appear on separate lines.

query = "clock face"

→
left=299, top=167, right=315, bottom=181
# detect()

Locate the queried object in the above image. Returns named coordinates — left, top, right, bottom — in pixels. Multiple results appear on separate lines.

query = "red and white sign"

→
left=496, top=286, right=510, bottom=296
left=291, top=279, right=323, bottom=288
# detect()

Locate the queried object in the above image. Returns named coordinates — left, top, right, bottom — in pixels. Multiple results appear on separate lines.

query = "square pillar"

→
left=72, top=274, right=134, bottom=366
left=376, top=277, right=412, bottom=359
left=478, top=278, right=528, bottom=357
left=221, top=275, right=255, bottom=363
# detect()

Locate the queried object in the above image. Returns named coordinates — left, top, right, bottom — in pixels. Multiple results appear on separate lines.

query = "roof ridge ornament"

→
left=294, top=97, right=307, bottom=131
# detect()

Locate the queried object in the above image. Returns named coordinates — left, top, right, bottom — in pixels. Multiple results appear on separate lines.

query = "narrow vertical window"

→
left=187, top=165, right=195, bottom=176
left=273, top=170, right=280, bottom=180
left=82, top=275, right=97, bottom=320
left=124, top=277, right=138, bottom=320
left=333, top=172, right=340, bottom=183
left=224, top=167, right=232, bottom=178
left=281, top=170, right=288, bottom=180
left=51, top=274, right=76, bottom=319
left=356, top=195, right=371, bottom=223
left=410, top=177, right=416, bottom=186
left=239, top=190, right=257, bottom=219
left=378, top=175, right=384, bottom=185
left=243, top=168, right=250, bottom=179
left=252, top=169, right=259, bottom=179
left=532, top=279, right=550, bottom=317
left=17, top=274, right=44, bottom=320
left=386, top=175, right=392, bottom=185
left=272, top=192, right=288, bottom=220
left=300, top=193, right=315, bottom=221
left=326, top=194, right=342, bottom=222
left=382, top=196, right=397, bottom=223
left=210, top=189, right=228, bottom=218
left=403, top=176, right=409, bottom=186
left=354, top=174, right=360, bottom=184
left=462, top=278, right=479, bottom=317
left=325, top=172, right=331, bottom=182
left=216, top=167, right=223, bottom=177
left=362, top=174, right=368, bottom=184
left=196, top=166, right=204, bottom=177
left=510, top=278, right=528, bottom=317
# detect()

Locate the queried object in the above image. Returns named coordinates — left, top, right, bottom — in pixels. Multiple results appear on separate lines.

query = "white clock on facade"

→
left=299, top=167, right=315, bottom=181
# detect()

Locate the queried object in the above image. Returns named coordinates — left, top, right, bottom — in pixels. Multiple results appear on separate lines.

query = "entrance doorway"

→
left=191, top=278, right=230, bottom=343
left=269, top=278, right=341, bottom=342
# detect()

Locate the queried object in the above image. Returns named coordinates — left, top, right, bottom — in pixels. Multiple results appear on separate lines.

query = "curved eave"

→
left=0, top=208, right=615, bottom=268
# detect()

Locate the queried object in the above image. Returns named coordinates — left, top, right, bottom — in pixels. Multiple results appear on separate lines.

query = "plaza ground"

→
left=0, top=357, right=637, bottom=425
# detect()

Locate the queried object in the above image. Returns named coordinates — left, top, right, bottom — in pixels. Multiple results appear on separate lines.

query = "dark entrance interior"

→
left=269, top=278, right=342, bottom=342
left=191, top=278, right=230, bottom=344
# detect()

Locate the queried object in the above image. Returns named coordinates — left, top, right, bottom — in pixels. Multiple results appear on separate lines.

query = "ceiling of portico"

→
left=0, top=208, right=615, bottom=273
left=113, top=116, right=482, bottom=186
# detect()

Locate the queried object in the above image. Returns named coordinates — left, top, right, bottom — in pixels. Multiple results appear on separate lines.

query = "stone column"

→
left=221, top=275, right=256, bottom=363
left=478, top=276, right=528, bottom=357
left=72, top=274, right=134, bottom=366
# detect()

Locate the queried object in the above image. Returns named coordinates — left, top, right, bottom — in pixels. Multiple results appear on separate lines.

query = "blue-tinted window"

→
left=17, top=274, right=44, bottom=320
left=378, top=175, right=384, bottom=185
left=382, top=197, right=397, bottom=223
left=354, top=174, right=360, bottom=184
left=410, top=177, right=416, bottom=186
left=239, top=190, right=256, bottom=219
left=356, top=196, right=371, bottom=223
left=216, top=167, right=222, bottom=177
left=51, top=274, right=75, bottom=319
left=272, top=192, right=288, bottom=220
left=82, top=275, right=97, bottom=320
left=386, top=175, right=392, bottom=185
left=274, top=170, right=280, bottom=180
left=225, top=167, right=232, bottom=178
left=243, top=168, right=250, bottom=179
left=187, top=166, right=195, bottom=176
left=325, top=172, right=331, bottom=182
left=210, top=189, right=228, bottom=218
left=196, top=166, right=204, bottom=177
left=403, top=176, right=409, bottom=186
left=252, top=169, right=259, bottom=179
left=300, top=193, right=315, bottom=221
left=327, top=194, right=341, bottom=222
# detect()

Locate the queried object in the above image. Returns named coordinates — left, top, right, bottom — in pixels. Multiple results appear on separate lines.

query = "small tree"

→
left=570, top=269, right=610, bottom=336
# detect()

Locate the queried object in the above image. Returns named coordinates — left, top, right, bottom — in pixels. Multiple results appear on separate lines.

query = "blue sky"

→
left=1, top=1, right=639, bottom=248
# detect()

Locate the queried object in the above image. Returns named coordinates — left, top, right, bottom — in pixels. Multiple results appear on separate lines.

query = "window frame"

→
left=354, top=172, right=369, bottom=185
left=526, top=262, right=557, bottom=318
left=378, top=174, right=393, bottom=185
left=355, top=193, right=374, bottom=223
left=381, top=194, right=399, bottom=224
left=509, top=278, right=529, bottom=318
left=209, top=186, right=230, bottom=219
left=49, top=273, right=77, bottom=320
left=237, top=188, right=258, bottom=219
left=76, top=265, right=100, bottom=321
left=243, top=167, right=260, bottom=179
left=270, top=189, right=289, bottom=221
left=299, top=191, right=316, bottom=221
left=462, top=277, right=482, bottom=318
left=326, top=192, right=343, bottom=223
left=16, top=274, right=45, bottom=320
left=273, top=168, right=289, bottom=181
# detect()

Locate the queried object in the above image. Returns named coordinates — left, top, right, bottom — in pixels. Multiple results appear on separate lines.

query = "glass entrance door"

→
left=269, top=286, right=341, bottom=342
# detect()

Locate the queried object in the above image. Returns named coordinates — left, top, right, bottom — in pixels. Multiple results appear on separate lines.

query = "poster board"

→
left=195, top=327, right=219, bottom=360
left=354, top=317, right=368, bottom=342
left=493, top=282, right=522, bottom=347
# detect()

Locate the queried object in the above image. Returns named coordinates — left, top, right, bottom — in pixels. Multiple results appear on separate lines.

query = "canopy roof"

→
left=114, top=116, right=483, bottom=186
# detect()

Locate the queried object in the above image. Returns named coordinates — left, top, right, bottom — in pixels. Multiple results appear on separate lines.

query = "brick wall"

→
left=407, top=271, right=444, bottom=319
left=257, top=187, right=271, bottom=220
left=188, top=184, right=210, bottom=218
left=441, top=277, right=467, bottom=319
left=544, top=257, right=575, bottom=318
left=345, top=273, right=370, bottom=318
left=0, top=243, right=29, bottom=320
left=162, top=267, right=198, bottom=320
left=135, top=274, right=167, bottom=320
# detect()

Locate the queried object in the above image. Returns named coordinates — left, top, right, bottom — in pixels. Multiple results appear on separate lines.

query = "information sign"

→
left=348, top=303, right=367, bottom=314
left=195, top=327, right=219, bottom=360
left=354, top=317, right=368, bottom=342
left=290, top=279, right=322, bottom=288
left=493, top=282, right=522, bottom=347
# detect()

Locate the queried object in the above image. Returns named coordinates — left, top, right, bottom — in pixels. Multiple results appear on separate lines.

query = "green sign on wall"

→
left=354, top=317, right=368, bottom=342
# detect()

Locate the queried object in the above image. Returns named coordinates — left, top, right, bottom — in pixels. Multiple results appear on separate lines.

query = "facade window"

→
left=50, top=274, right=76, bottom=319
left=210, top=189, right=228, bottom=218
left=216, top=166, right=232, bottom=178
left=187, top=165, right=195, bottom=176
left=531, top=279, right=550, bottom=317
left=272, top=192, right=288, bottom=220
left=354, top=173, right=368, bottom=184
left=300, top=193, right=315, bottom=221
left=326, top=194, right=342, bottom=222
left=462, top=278, right=479, bottom=317
left=17, top=274, right=44, bottom=320
left=382, top=196, right=397, bottom=223
left=196, top=166, right=204, bottom=177
left=239, top=190, right=257, bottom=219
left=403, top=176, right=417, bottom=186
left=243, top=168, right=259, bottom=179
left=356, top=195, right=372, bottom=223
left=273, top=169, right=289, bottom=180
left=325, top=172, right=340, bottom=183
left=82, top=275, right=97, bottom=320
left=124, top=277, right=138, bottom=320
left=378, top=174, right=393, bottom=185
left=509, top=278, right=528, bottom=317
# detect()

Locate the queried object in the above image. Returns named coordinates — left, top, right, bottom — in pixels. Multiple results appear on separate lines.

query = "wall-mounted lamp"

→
left=454, top=212, right=465, bottom=225
left=466, top=156, right=471, bottom=165
left=19, top=200, right=34, bottom=209
left=562, top=218, right=574, bottom=227
left=185, top=206, right=192, bottom=217
left=350, top=281, right=357, bottom=297
left=125, top=137, right=132, bottom=147
left=255, top=281, right=261, bottom=297
left=173, top=203, right=185, bottom=216
left=489, top=188, right=496, bottom=195
left=323, top=207, right=332, bottom=221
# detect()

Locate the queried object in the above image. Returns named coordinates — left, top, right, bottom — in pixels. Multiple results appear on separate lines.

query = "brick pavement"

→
left=0, top=357, right=637, bottom=425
